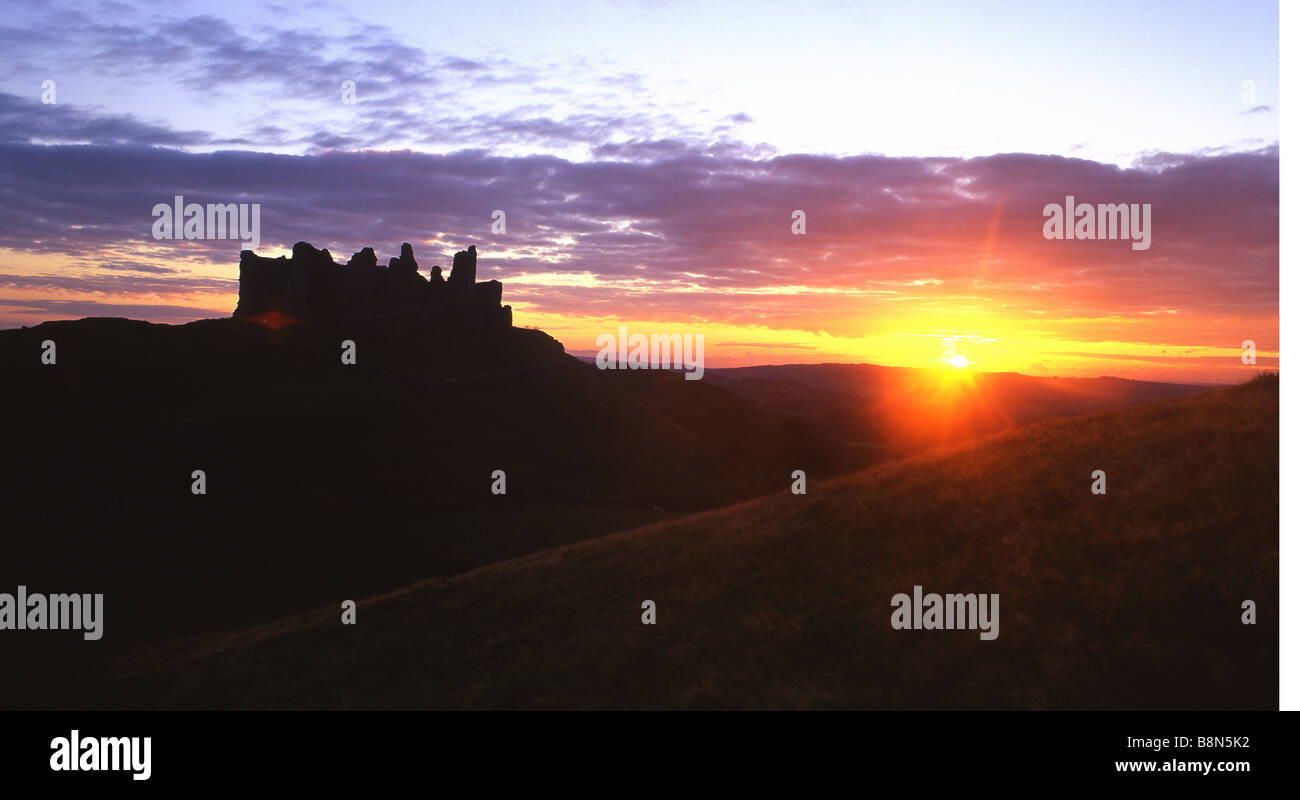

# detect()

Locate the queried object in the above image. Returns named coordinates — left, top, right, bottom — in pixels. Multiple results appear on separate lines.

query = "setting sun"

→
left=951, top=355, right=969, bottom=368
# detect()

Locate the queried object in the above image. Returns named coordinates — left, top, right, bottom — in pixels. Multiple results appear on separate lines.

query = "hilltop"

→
left=0, top=243, right=843, bottom=668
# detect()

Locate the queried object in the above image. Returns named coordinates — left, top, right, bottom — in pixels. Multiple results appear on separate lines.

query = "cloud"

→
left=0, top=297, right=229, bottom=322
left=0, top=271, right=234, bottom=295
left=0, top=92, right=212, bottom=147
left=0, top=2, right=753, bottom=157
left=0, top=136, right=1277, bottom=335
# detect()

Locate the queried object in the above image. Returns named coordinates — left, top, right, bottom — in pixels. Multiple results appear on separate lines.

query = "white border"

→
left=1280, top=0, right=1294, bottom=711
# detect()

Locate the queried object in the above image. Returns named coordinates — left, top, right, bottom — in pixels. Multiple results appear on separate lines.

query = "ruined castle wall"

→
left=233, top=242, right=510, bottom=332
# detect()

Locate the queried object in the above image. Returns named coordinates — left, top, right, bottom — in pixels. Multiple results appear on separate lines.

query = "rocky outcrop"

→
left=233, top=241, right=512, bottom=332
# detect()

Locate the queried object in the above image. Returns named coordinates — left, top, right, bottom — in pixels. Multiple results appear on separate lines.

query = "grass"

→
left=64, top=376, right=1278, bottom=709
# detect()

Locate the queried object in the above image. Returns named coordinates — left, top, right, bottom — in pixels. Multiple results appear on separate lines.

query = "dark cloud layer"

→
left=0, top=297, right=228, bottom=322
left=0, top=134, right=1277, bottom=324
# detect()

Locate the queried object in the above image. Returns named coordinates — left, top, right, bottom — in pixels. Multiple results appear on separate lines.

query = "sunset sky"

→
left=0, top=0, right=1278, bottom=382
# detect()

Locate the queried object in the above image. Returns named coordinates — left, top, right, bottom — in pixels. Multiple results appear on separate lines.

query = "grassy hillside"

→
left=51, top=375, right=1276, bottom=709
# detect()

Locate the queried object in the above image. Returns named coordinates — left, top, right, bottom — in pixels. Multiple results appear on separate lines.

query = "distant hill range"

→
left=703, top=363, right=1213, bottom=458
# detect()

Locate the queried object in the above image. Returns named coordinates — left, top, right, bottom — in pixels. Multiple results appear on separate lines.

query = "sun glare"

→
left=951, top=355, right=969, bottom=368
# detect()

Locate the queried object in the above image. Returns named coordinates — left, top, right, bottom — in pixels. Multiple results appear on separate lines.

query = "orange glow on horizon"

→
left=0, top=241, right=1277, bottom=387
